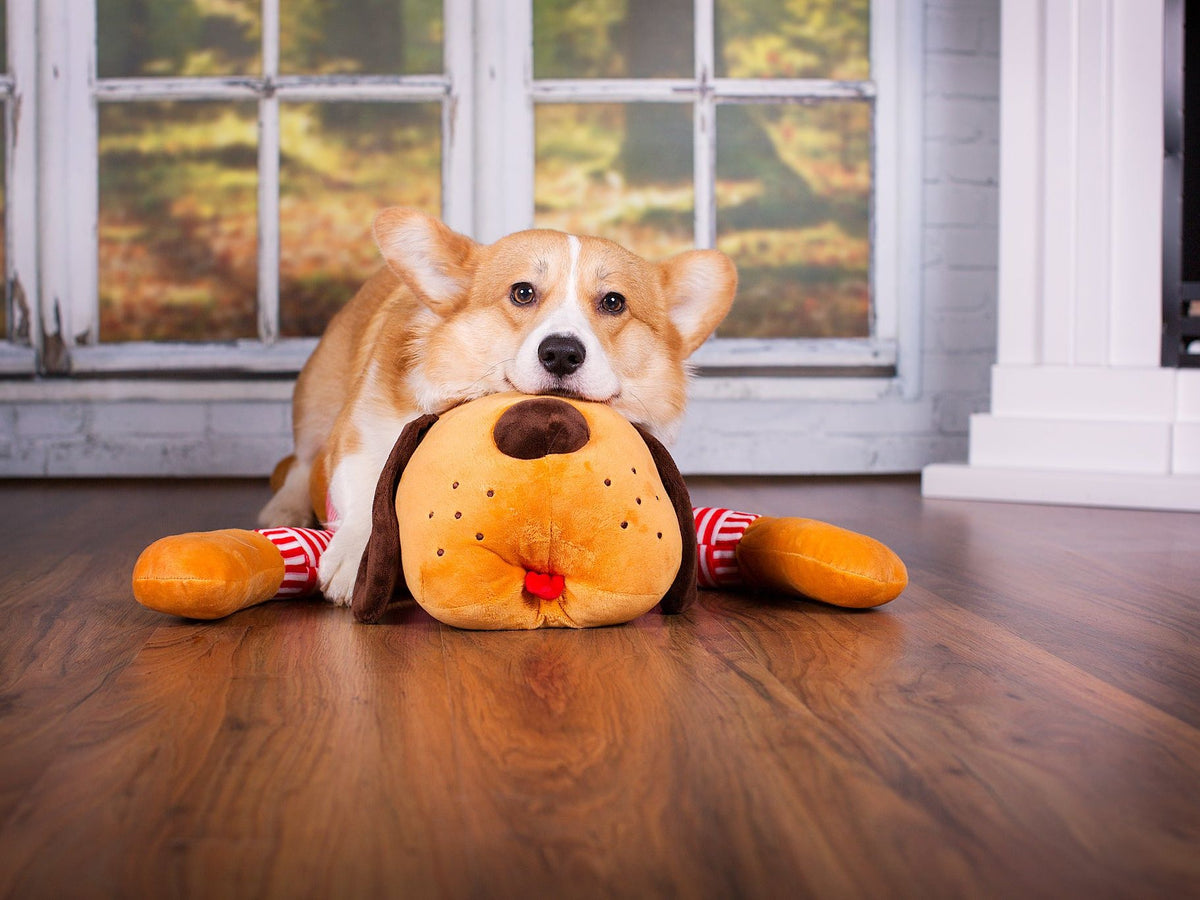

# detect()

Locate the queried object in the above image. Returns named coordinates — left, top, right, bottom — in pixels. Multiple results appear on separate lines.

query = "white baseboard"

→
left=921, top=463, right=1200, bottom=512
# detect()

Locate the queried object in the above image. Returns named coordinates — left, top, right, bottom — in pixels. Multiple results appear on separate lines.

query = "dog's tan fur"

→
left=259, top=208, right=737, bottom=604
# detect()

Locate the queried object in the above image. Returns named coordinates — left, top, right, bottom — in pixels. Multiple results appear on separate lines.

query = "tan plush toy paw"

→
left=132, top=527, right=330, bottom=619
left=133, top=529, right=284, bottom=619
left=694, top=506, right=906, bottom=608
left=736, top=516, right=908, bottom=608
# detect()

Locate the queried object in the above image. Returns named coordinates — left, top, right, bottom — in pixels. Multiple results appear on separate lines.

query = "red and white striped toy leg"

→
left=692, top=507, right=761, bottom=589
left=256, top=527, right=334, bottom=599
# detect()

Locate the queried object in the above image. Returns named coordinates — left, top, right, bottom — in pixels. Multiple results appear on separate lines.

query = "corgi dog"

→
left=258, top=207, right=738, bottom=605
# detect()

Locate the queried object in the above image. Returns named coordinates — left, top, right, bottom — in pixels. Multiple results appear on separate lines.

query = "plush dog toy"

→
left=132, top=393, right=908, bottom=627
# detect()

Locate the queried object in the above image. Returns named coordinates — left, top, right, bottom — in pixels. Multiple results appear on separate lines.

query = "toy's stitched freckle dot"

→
left=452, top=481, right=459, bottom=489
left=636, top=497, right=642, bottom=505
left=631, top=467, right=636, bottom=474
left=487, top=489, right=495, bottom=497
left=454, top=511, right=462, bottom=519
left=437, top=549, right=445, bottom=557
left=604, top=478, right=611, bottom=486
left=428, top=511, right=434, bottom=519
left=620, top=521, right=629, bottom=529
left=657, top=532, right=663, bottom=539
left=475, top=533, right=484, bottom=541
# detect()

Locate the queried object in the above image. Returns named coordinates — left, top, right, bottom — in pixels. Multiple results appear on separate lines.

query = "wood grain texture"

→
left=1, top=477, right=1198, bottom=898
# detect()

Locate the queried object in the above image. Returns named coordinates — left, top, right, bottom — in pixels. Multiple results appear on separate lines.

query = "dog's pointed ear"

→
left=659, top=249, right=738, bottom=355
left=634, top=424, right=698, bottom=615
left=351, top=413, right=440, bottom=624
left=373, top=207, right=479, bottom=315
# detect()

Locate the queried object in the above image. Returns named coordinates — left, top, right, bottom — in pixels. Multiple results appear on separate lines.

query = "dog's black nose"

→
left=538, top=334, right=586, bottom=377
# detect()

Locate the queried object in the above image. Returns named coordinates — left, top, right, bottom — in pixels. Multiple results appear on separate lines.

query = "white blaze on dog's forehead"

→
left=539, top=234, right=605, bottom=348
left=544, top=233, right=588, bottom=329
left=565, top=234, right=582, bottom=303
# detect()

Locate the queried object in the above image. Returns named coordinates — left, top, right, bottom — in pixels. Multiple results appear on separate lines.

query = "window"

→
left=6, top=0, right=920, bottom=391
left=507, top=0, right=919, bottom=378
left=20, top=0, right=470, bottom=374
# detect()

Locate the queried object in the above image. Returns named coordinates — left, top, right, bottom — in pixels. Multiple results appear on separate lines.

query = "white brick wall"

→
left=918, top=0, right=1001, bottom=460
left=0, top=0, right=1002, bottom=478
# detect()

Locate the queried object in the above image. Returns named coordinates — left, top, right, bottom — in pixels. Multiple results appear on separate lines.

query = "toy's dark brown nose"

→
left=493, top=398, right=591, bottom=460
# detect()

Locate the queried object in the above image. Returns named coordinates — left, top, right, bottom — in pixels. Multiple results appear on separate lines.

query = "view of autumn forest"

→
left=1, top=10, right=6, bottom=339
left=89, top=0, right=870, bottom=342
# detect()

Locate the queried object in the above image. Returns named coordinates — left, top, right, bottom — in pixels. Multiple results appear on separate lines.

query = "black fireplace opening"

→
left=1164, top=0, right=1200, bottom=367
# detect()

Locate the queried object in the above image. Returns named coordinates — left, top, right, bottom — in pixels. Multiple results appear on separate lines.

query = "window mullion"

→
left=693, top=0, right=716, bottom=250
left=7, top=0, right=38, bottom=362
left=477, top=0, right=533, bottom=241
left=869, top=0, right=924, bottom=398
left=257, top=0, right=281, bottom=345
left=94, top=77, right=448, bottom=102
left=531, top=79, right=696, bottom=102
left=710, top=79, right=876, bottom=100
left=442, top=0, right=474, bottom=234
left=38, top=0, right=98, bottom=371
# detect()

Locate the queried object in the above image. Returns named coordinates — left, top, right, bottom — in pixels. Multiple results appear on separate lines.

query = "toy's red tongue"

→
left=525, top=571, right=565, bottom=601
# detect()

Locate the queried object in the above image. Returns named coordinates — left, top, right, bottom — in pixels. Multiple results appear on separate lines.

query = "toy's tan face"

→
left=393, top=393, right=685, bottom=629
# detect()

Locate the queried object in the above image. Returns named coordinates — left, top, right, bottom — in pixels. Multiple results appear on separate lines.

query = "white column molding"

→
left=1037, top=0, right=1079, bottom=367
left=1108, top=0, right=1166, bottom=367
left=995, top=0, right=1043, bottom=367
left=924, top=0, right=1200, bottom=511
left=1070, top=0, right=1111, bottom=366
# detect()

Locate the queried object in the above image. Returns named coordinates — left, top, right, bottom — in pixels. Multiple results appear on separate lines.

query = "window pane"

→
left=715, top=0, right=869, bottom=80
left=716, top=102, right=870, bottom=339
left=99, top=102, right=258, bottom=342
left=1, top=0, right=6, bottom=339
left=534, top=0, right=693, bottom=79
left=280, top=0, right=443, bottom=75
left=97, top=0, right=260, bottom=77
left=535, top=103, right=693, bottom=259
left=279, top=102, right=441, bottom=337
left=0, top=114, right=5, bottom=340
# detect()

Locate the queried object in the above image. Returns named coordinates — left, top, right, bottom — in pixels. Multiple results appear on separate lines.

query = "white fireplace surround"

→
left=923, top=0, right=1200, bottom=511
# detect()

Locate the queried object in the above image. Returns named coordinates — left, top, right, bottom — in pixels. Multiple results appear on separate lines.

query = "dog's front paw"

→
left=318, top=525, right=368, bottom=606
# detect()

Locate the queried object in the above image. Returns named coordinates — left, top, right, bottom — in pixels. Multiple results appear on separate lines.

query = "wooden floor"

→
left=1, top=476, right=1198, bottom=898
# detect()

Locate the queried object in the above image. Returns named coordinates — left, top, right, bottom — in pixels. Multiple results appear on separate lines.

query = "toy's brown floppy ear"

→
left=351, top=413, right=440, bottom=624
left=634, top=425, right=698, bottom=615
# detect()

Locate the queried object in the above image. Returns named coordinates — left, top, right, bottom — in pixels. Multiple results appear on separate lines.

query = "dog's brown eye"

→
left=510, top=282, right=536, bottom=305
left=600, top=292, right=626, bottom=314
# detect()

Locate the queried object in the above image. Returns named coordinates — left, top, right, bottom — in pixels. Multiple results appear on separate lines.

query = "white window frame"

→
left=7, top=0, right=922, bottom=403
